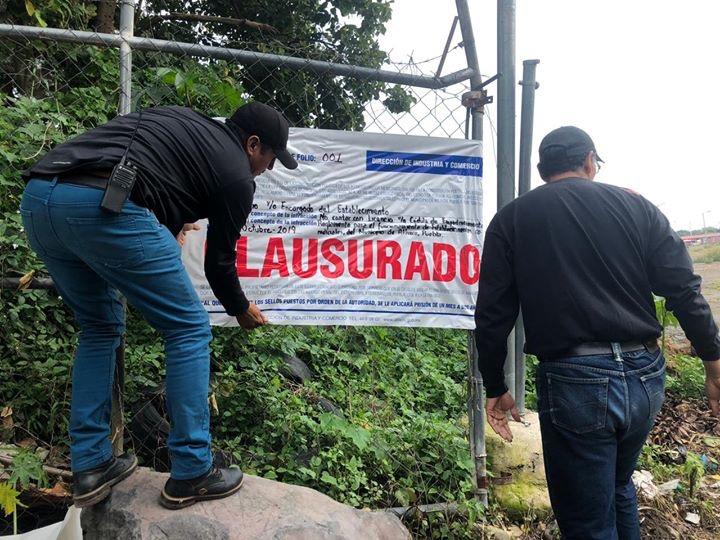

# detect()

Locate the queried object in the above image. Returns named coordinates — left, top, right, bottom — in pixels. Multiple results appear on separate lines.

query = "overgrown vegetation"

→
left=0, top=1, right=472, bottom=537
left=123, top=318, right=478, bottom=513
left=3, top=3, right=719, bottom=538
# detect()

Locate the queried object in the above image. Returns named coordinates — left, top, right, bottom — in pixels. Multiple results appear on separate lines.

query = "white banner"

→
left=182, top=127, right=483, bottom=329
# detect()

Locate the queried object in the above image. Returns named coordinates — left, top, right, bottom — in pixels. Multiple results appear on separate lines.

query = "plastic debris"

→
left=632, top=470, right=659, bottom=499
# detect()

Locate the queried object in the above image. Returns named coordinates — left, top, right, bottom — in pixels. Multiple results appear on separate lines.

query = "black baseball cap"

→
left=229, top=102, right=298, bottom=170
left=537, top=126, right=602, bottom=177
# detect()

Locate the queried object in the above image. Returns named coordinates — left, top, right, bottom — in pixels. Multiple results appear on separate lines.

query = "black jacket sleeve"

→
left=204, top=178, right=255, bottom=316
left=474, top=214, right=520, bottom=397
left=646, top=203, right=720, bottom=360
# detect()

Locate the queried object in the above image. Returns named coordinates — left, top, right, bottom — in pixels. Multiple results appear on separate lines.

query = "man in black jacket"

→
left=20, top=102, right=297, bottom=509
left=474, top=126, right=720, bottom=539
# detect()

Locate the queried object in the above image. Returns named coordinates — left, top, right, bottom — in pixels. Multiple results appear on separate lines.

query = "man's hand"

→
left=236, top=303, right=269, bottom=330
left=485, top=391, right=522, bottom=442
left=176, top=223, right=201, bottom=247
left=704, top=360, right=720, bottom=416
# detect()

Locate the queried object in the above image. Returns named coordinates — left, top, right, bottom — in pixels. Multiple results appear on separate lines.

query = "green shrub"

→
left=666, top=355, right=705, bottom=400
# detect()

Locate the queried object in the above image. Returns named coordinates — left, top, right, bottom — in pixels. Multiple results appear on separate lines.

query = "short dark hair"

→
left=537, top=147, right=587, bottom=179
left=232, top=124, right=273, bottom=154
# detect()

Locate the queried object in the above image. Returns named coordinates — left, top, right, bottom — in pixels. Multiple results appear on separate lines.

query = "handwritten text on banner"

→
left=182, top=127, right=483, bottom=329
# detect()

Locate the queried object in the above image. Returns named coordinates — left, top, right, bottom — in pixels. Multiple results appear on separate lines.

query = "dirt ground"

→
left=636, top=260, right=720, bottom=539
left=522, top=260, right=720, bottom=540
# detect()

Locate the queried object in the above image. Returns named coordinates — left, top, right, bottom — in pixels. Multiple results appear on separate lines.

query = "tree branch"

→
left=94, top=1, right=117, bottom=34
left=0, top=454, right=73, bottom=481
left=150, top=12, right=278, bottom=33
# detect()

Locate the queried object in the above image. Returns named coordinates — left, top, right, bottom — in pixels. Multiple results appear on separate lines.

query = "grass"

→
left=689, top=244, right=720, bottom=264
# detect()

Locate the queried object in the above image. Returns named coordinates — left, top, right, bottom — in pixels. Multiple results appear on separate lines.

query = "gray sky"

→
left=379, top=0, right=720, bottom=232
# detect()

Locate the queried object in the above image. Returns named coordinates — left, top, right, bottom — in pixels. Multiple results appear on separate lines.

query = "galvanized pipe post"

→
left=111, top=0, right=135, bottom=456
left=517, top=60, right=539, bottom=197
left=496, top=1, right=516, bottom=208
left=514, top=59, right=539, bottom=415
left=456, top=0, right=489, bottom=506
left=497, top=0, right=516, bottom=399
left=119, top=1, right=134, bottom=115
left=466, top=95, right=490, bottom=506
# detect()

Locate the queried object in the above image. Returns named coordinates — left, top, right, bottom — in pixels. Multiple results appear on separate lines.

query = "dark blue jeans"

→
left=20, top=179, right=213, bottom=480
left=536, top=347, right=665, bottom=540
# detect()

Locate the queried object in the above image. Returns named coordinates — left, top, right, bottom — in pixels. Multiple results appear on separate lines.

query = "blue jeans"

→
left=536, top=347, right=665, bottom=540
left=20, top=179, right=213, bottom=480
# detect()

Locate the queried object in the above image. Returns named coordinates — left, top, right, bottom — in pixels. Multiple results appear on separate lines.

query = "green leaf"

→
left=7, top=449, right=48, bottom=489
left=211, top=82, right=244, bottom=112
left=34, top=11, right=47, bottom=27
left=0, top=482, right=21, bottom=517
left=318, top=413, right=371, bottom=451
left=320, top=471, right=338, bottom=486
left=174, top=72, right=187, bottom=91
left=394, top=487, right=416, bottom=506
left=155, top=68, right=177, bottom=86
left=297, top=466, right=317, bottom=479
left=383, top=85, right=416, bottom=114
left=345, top=425, right=371, bottom=451
left=24, top=0, right=35, bottom=16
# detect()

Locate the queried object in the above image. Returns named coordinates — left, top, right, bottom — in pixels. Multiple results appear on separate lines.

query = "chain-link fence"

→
left=0, top=1, right=486, bottom=535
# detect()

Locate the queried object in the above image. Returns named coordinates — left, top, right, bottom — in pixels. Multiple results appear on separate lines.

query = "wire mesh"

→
left=0, top=5, right=472, bottom=534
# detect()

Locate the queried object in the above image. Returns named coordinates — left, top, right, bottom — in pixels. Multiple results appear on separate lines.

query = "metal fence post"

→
left=518, top=60, right=539, bottom=198
left=497, top=0, right=516, bottom=402
left=514, top=59, right=539, bottom=415
left=497, top=1, right=516, bottom=207
left=456, top=0, right=489, bottom=506
left=466, top=332, right=487, bottom=505
left=119, top=0, right=135, bottom=115
left=110, top=0, right=135, bottom=456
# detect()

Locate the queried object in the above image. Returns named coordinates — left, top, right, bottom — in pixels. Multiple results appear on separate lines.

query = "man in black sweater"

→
left=20, top=102, right=297, bottom=509
left=474, top=126, right=720, bottom=539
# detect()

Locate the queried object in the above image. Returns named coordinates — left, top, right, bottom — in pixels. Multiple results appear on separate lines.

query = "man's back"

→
left=25, top=105, right=265, bottom=317
left=26, top=106, right=252, bottom=235
left=475, top=126, right=720, bottom=540
left=476, top=177, right=719, bottom=365
left=501, top=178, right=661, bottom=355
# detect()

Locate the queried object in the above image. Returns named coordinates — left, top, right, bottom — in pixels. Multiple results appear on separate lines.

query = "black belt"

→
left=542, top=339, right=659, bottom=361
left=33, top=171, right=111, bottom=190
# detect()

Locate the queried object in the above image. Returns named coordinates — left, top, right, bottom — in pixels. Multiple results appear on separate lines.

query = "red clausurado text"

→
left=234, top=237, right=480, bottom=285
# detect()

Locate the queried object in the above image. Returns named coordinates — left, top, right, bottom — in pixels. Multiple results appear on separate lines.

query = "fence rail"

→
left=0, top=24, right=477, bottom=90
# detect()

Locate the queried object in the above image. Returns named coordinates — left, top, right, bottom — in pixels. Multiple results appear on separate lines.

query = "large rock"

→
left=486, top=411, right=552, bottom=519
left=81, top=468, right=410, bottom=540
